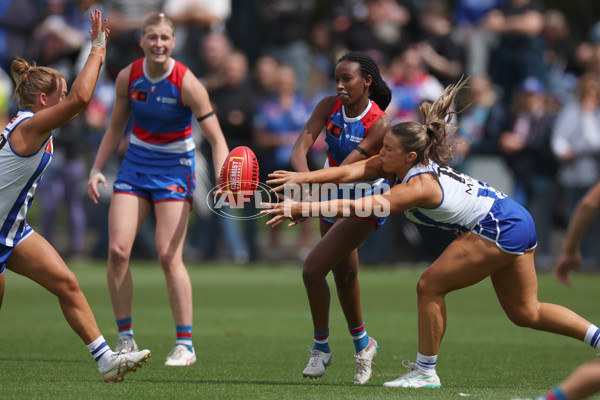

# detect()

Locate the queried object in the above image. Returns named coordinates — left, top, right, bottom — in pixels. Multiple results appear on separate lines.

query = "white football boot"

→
left=100, top=349, right=151, bottom=382
left=164, top=344, right=197, bottom=366
left=302, top=347, right=332, bottom=378
left=383, top=360, right=441, bottom=388
left=354, top=337, right=378, bottom=385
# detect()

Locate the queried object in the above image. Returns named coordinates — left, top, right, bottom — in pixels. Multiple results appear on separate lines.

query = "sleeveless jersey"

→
left=324, top=98, right=385, bottom=166
left=0, top=110, right=53, bottom=247
left=321, top=98, right=387, bottom=227
left=399, top=159, right=506, bottom=234
left=123, top=58, right=195, bottom=174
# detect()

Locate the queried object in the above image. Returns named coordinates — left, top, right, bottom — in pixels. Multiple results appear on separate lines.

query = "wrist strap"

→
left=92, top=32, right=106, bottom=48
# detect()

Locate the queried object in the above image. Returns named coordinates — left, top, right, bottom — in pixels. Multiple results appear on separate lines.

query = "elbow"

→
left=69, top=91, right=91, bottom=110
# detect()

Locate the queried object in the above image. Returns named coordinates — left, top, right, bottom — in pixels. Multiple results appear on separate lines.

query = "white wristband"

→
left=90, top=168, right=106, bottom=182
left=92, top=32, right=106, bottom=49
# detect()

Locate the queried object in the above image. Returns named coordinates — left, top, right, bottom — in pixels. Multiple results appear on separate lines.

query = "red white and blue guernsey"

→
left=322, top=98, right=387, bottom=227
left=122, top=58, right=195, bottom=175
left=398, top=159, right=538, bottom=254
left=0, top=110, right=53, bottom=272
left=325, top=98, right=384, bottom=167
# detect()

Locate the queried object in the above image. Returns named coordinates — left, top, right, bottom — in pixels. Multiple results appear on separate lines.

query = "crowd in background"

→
left=2, top=0, right=600, bottom=268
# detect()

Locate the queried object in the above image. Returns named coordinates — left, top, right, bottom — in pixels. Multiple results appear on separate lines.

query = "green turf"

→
left=1, top=261, right=599, bottom=399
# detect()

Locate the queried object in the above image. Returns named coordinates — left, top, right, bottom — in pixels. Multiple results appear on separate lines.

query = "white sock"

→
left=86, top=335, right=114, bottom=369
left=584, top=324, right=600, bottom=350
left=416, top=352, right=437, bottom=374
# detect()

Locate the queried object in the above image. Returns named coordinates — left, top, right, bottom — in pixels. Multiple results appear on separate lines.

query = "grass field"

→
left=1, top=261, right=599, bottom=400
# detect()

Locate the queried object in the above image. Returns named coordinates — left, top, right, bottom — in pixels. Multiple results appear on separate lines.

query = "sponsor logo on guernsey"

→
left=156, top=96, right=177, bottom=104
left=179, top=158, right=192, bottom=167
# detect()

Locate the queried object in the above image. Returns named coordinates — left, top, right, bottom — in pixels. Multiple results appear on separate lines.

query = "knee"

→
left=504, top=304, right=539, bottom=328
left=108, top=243, right=131, bottom=266
left=332, top=266, right=357, bottom=289
left=55, top=270, right=82, bottom=299
left=416, top=269, right=436, bottom=298
left=157, top=248, right=179, bottom=275
left=302, top=256, right=327, bottom=287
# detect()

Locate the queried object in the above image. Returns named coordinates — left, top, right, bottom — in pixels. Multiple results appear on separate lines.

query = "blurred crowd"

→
left=3, top=0, right=600, bottom=268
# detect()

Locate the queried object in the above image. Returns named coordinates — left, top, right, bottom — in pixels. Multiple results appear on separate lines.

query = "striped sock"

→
left=313, top=329, right=330, bottom=353
left=116, top=317, right=133, bottom=338
left=87, top=335, right=114, bottom=368
left=416, top=352, right=437, bottom=374
left=349, top=322, right=370, bottom=353
left=175, top=325, right=193, bottom=352
left=584, top=324, right=600, bottom=350
left=544, top=387, right=569, bottom=400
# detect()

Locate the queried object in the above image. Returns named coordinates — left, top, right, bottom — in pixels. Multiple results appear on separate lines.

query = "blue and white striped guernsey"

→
left=0, top=110, right=53, bottom=247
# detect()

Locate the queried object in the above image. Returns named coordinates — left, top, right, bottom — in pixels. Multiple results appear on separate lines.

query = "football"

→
left=219, top=146, right=260, bottom=205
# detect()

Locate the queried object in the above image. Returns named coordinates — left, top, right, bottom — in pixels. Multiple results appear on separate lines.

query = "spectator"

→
left=452, top=75, right=506, bottom=174
left=253, top=64, right=316, bottom=260
left=385, top=45, right=445, bottom=123
left=485, top=0, right=548, bottom=107
left=452, top=0, right=506, bottom=76
left=192, top=50, right=257, bottom=263
left=498, top=76, right=558, bottom=269
left=196, top=31, right=233, bottom=92
left=256, top=0, right=315, bottom=95
left=0, top=0, right=42, bottom=72
left=164, top=0, right=231, bottom=75
left=551, top=73, right=600, bottom=269
left=543, top=9, right=580, bottom=102
left=341, top=0, right=411, bottom=63
left=417, top=0, right=465, bottom=87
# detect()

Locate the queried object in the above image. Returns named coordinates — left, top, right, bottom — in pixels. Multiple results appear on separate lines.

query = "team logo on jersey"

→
left=327, top=120, right=343, bottom=139
left=167, top=185, right=186, bottom=194
left=130, top=90, right=148, bottom=102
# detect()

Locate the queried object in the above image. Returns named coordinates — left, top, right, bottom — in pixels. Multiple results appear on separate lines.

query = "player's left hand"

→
left=553, top=251, right=581, bottom=287
left=260, top=194, right=303, bottom=227
left=266, top=170, right=307, bottom=193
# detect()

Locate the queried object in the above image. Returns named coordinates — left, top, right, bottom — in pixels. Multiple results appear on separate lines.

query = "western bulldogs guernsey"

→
left=322, top=98, right=387, bottom=227
left=0, top=110, right=53, bottom=247
left=325, top=98, right=385, bottom=166
left=123, top=58, right=195, bottom=174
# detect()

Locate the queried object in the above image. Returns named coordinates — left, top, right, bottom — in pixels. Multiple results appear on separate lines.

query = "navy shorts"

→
left=472, top=197, right=537, bottom=254
left=114, top=169, right=195, bottom=204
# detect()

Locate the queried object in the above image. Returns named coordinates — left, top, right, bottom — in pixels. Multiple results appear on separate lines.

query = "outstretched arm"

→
left=18, top=10, right=108, bottom=152
left=263, top=172, right=440, bottom=227
left=267, top=155, right=384, bottom=193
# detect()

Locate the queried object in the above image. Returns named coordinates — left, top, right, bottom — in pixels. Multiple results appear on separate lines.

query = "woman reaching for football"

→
left=287, top=51, right=391, bottom=385
left=263, top=78, right=600, bottom=389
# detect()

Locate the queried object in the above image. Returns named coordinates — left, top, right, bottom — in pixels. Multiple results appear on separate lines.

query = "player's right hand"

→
left=87, top=168, right=107, bottom=204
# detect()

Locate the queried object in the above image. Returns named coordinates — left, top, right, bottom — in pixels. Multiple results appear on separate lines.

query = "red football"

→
left=219, top=146, right=260, bottom=201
